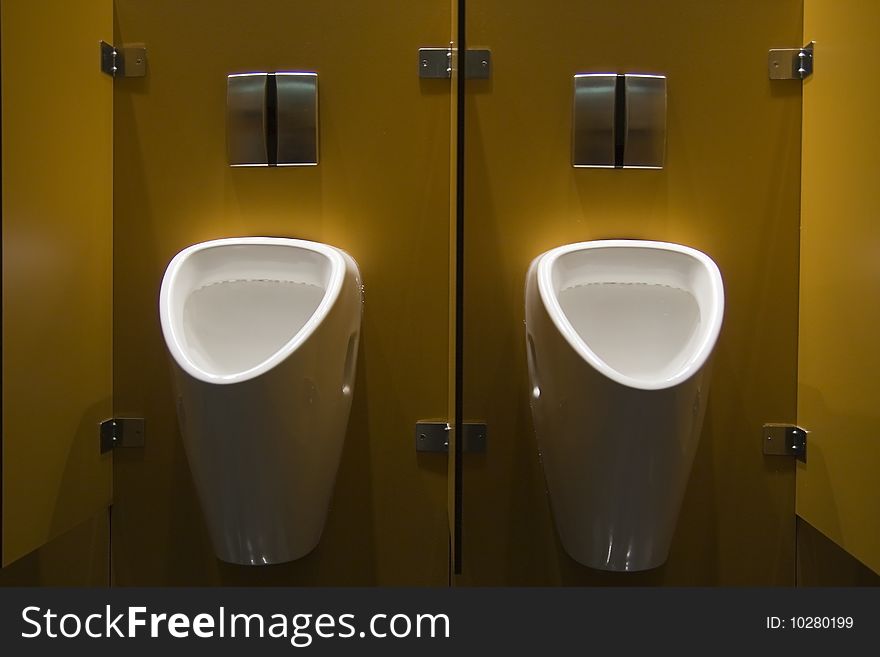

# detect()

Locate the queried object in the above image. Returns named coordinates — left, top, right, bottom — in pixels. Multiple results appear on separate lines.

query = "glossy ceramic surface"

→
left=525, top=240, right=723, bottom=571
left=160, top=237, right=362, bottom=564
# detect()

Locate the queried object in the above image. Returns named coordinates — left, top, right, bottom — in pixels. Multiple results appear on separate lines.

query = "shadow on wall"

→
left=0, top=514, right=109, bottom=587
left=48, top=398, right=113, bottom=550
left=796, top=517, right=880, bottom=586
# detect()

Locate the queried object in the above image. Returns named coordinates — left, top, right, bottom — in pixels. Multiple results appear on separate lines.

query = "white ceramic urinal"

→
left=525, top=240, right=724, bottom=571
left=159, top=237, right=362, bottom=565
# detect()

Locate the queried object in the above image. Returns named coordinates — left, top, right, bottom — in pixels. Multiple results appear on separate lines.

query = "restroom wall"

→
left=112, top=0, right=452, bottom=585
left=459, top=0, right=803, bottom=584
left=1, top=0, right=113, bottom=567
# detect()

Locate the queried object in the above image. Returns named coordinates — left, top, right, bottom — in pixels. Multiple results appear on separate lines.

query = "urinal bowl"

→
left=159, top=237, right=362, bottom=565
left=525, top=240, right=724, bottom=572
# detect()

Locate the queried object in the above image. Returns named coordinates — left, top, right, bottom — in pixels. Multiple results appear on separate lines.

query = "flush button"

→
left=227, top=72, right=318, bottom=167
left=623, top=74, right=666, bottom=169
left=572, top=74, right=617, bottom=168
left=572, top=72, right=666, bottom=169
left=275, top=73, right=318, bottom=166
left=227, top=73, right=269, bottom=166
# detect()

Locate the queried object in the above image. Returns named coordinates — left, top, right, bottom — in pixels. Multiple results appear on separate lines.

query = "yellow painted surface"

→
left=0, top=513, right=109, bottom=586
left=1, top=0, right=113, bottom=566
left=459, top=0, right=803, bottom=584
left=797, top=0, right=880, bottom=575
left=111, top=0, right=451, bottom=585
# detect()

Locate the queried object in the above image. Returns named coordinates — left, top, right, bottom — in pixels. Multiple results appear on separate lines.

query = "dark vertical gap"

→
left=266, top=73, right=278, bottom=166
left=614, top=74, right=626, bottom=169
left=0, top=13, right=5, bottom=565
left=447, top=534, right=452, bottom=586
left=107, top=506, right=113, bottom=587
left=453, top=0, right=466, bottom=576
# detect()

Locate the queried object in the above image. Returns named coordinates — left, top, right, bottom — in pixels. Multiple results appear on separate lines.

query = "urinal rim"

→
left=534, top=239, right=724, bottom=391
left=159, top=236, right=347, bottom=385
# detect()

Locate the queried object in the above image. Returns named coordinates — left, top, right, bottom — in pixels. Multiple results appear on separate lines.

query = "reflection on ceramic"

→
left=525, top=240, right=724, bottom=571
left=159, top=237, right=362, bottom=565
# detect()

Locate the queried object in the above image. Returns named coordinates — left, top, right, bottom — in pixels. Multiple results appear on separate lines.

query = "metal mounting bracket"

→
left=768, top=41, right=814, bottom=80
left=762, top=423, right=807, bottom=462
left=100, top=40, right=147, bottom=78
left=418, top=48, right=491, bottom=80
left=100, top=418, right=146, bottom=453
left=415, top=421, right=487, bottom=453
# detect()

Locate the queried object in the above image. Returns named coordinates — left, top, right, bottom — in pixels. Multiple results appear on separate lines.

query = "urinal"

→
left=159, top=237, right=362, bottom=565
left=525, top=239, right=724, bottom=571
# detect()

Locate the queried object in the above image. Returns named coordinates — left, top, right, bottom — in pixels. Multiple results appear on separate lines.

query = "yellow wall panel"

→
left=797, top=0, right=880, bottom=575
left=111, top=0, right=451, bottom=585
left=2, top=0, right=113, bottom=566
left=459, top=0, right=803, bottom=584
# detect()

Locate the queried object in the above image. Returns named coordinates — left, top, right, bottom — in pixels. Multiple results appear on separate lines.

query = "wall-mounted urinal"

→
left=159, top=237, right=362, bottom=565
left=525, top=240, right=724, bottom=571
